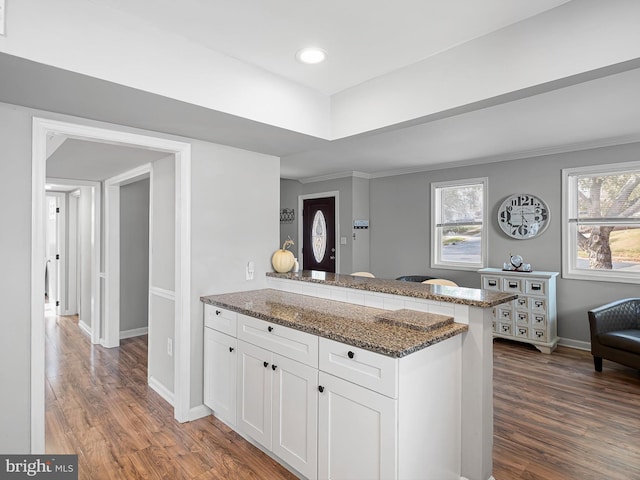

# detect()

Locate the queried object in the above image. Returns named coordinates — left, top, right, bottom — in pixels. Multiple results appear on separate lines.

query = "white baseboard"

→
left=149, top=376, right=174, bottom=406
left=78, top=320, right=92, bottom=337
left=558, top=337, right=590, bottom=351
left=120, top=326, right=148, bottom=339
left=188, top=404, right=212, bottom=422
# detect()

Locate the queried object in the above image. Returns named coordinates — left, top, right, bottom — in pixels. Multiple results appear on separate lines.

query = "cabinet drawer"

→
left=515, top=325, right=529, bottom=338
left=497, top=307, right=512, bottom=321
left=532, top=313, right=546, bottom=327
left=502, top=278, right=523, bottom=293
left=498, top=322, right=512, bottom=335
left=525, top=279, right=546, bottom=295
left=515, top=311, right=529, bottom=324
left=319, top=337, right=398, bottom=399
left=204, top=304, right=237, bottom=336
left=530, top=298, right=547, bottom=312
left=482, top=276, right=501, bottom=291
left=238, top=314, right=318, bottom=368
left=532, top=328, right=547, bottom=342
left=514, top=296, right=528, bottom=310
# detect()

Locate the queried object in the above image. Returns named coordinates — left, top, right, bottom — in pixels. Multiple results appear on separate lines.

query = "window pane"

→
left=311, top=210, right=327, bottom=262
left=439, top=226, right=482, bottom=264
left=577, top=173, right=640, bottom=219
left=575, top=225, right=640, bottom=271
left=441, top=185, right=483, bottom=224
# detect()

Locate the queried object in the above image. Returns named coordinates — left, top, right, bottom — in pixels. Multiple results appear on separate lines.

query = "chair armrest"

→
left=588, top=298, right=640, bottom=337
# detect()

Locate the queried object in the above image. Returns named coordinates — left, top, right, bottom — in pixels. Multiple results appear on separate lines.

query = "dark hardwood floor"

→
left=45, top=311, right=640, bottom=479
left=493, top=338, right=640, bottom=480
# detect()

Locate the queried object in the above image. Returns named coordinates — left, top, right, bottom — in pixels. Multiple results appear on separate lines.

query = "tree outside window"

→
left=564, top=162, right=640, bottom=283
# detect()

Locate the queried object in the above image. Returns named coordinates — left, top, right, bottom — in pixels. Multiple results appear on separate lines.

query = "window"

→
left=431, top=178, right=487, bottom=270
left=563, top=162, right=640, bottom=284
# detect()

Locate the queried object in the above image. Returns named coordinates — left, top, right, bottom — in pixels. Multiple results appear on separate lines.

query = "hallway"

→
left=44, top=309, right=296, bottom=479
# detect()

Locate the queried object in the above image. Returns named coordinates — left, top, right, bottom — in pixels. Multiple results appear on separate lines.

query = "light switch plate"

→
left=0, top=0, right=5, bottom=36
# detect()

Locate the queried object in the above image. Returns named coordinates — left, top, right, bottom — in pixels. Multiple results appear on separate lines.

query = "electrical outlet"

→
left=167, top=338, right=173, bottom=356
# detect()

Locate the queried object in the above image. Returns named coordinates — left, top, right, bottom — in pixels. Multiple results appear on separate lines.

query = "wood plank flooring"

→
left=45, top=312, right=297, bottom=480
left=493, top=338, right=640, bottom=480
left=46, top=312, right=640, bottom=479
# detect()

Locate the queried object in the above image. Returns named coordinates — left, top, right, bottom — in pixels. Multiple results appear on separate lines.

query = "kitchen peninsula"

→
left=201, top=271, right=516, bottom=480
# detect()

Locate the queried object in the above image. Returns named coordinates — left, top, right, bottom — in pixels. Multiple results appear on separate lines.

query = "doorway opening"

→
left=31, top=117, right=193, bottom=453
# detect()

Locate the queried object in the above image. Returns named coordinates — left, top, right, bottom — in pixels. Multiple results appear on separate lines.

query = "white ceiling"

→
left=4, top=1, right=640, bottom=182
left=95, top=0, right=569, bottom=95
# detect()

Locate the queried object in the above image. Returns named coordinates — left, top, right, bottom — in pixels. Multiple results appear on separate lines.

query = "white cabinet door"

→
left=237, top=340, right=272, bottom=449
left=204, top=328, right=237, bottom=427
left=272, top=354, right=318, bottom=480
left=318, top=372, right=397, bottom=480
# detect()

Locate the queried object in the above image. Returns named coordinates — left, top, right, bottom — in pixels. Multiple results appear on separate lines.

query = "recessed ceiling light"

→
left=295, top=47, right=327, bottom=65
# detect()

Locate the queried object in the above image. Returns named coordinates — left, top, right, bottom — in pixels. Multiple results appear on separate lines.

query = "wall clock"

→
left=497, top=193, right=549, bottom=239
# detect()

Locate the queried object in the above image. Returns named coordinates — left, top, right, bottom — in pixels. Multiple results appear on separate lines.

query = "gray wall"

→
left=0, top=103, right=31, bottom=452
left=191, top=140, right=279, bottom=407
left=280, top=176, right=371, bottom=274
left=120, top=178, right=150, bottom=333
left=0, top=100, right=280, bottom=452
left=370, top=143, right=640, bottom=344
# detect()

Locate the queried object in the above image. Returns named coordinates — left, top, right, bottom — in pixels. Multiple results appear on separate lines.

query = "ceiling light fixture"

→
left=295, top=47, right=327, bottom=65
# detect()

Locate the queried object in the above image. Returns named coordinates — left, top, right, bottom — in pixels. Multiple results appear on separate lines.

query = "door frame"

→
left=31, top=117, right=193, bottom=453
left=103, top=164, right=151, bottom=348
left=297, top=191, right=340, bottom=273
left=45, top=191, right=66, bottom=316
left=46, top=178, right=101, bottom=340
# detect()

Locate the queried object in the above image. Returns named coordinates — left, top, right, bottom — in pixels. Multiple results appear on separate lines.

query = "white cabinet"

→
left=203, top=305, right=237, bottom=427
left=237, top=323, right=319, bottom=480
left=318, top=371, right=397, bottom=480
left=204, top=304, right=463, bottom=480
left=479, top=268, right=558, bottom=353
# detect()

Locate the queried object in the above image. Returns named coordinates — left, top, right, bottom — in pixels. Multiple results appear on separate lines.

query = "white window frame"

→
left=431, top=177, right=488, bottom=271
left=562, top=161, right=640, bottom=284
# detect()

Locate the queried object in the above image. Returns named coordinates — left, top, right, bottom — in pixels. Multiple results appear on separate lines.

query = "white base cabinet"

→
left=203, top=313, right=237, bottom=427
left=318, top=371, right=397, bottom=480
left=204, top=304, right=463, bottom=480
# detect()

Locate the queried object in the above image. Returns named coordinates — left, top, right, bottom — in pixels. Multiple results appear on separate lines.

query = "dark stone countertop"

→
left=267, top=270, right=517, bottom=308
left=201, top=289, right=468, bottom=358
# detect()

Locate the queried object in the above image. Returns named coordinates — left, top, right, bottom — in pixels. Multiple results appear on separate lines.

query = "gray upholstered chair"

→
left=588, top=298, right=640, bottom=372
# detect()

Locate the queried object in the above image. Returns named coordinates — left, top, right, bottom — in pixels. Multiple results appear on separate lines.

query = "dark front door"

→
left=302, top=197, right=336, bottom=272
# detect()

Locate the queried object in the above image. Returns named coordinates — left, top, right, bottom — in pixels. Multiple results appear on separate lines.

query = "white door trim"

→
left=31, top=117, right=193, bottom=453
left=47, top=177, right=102, bottom=344
left=297, top=191, right=340, bottom=273
left=45, top=192, right=66, bottom=316
left=103, top=164, right=151, bottom=349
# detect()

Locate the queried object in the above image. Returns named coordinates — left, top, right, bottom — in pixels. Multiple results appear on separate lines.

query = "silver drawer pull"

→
left=531, top=283, right=542, bottom=291
left=508, top=282, right=518, bottom=289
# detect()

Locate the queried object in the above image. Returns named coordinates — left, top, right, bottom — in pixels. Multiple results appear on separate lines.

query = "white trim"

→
left=174, top=150, right=192, bottom=423
left=297, top=191, right=340, bottom=273
left=149, top=376, right=175, bottom=406
left=430, top=177, right=488, bottom=271
left=103, top=164, right=152, bottom=349
left=78, top=320, right=92, bottom=337
left=47, top=178, right=103, bottom=345
left=120, top=327, right=149, bottom=339
left=558, top=337, right=591, bottom=351
left=188, top=405, right=212, bottom=422
left=31, top=121, right=47, bottom=454
left=31, top=117, right=193, bottom=454
left=150, top=285, right=176, bottom=301
left=298, top=170, right=371, bottom=184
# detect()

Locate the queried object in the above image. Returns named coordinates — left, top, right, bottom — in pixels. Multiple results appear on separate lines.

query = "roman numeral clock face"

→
left=498, top=193, right=550, bottom=239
